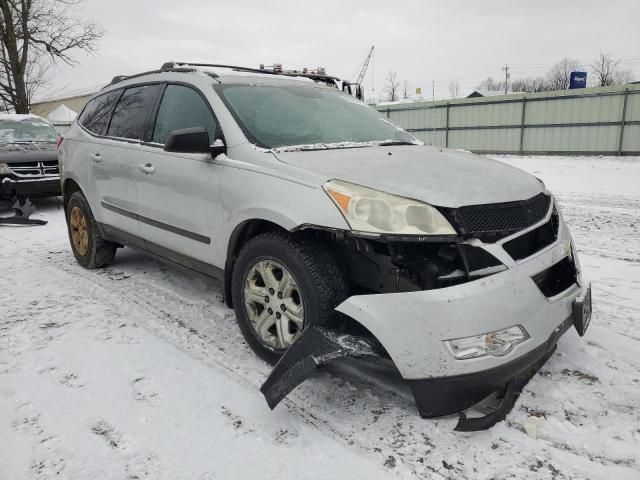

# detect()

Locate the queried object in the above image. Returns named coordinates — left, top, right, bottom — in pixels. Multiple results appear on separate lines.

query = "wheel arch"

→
left=223, top=218, right=289, bottom=307
left=62, top=178, right=83, bottom=212
left=223, top=220, right=392, bottom=361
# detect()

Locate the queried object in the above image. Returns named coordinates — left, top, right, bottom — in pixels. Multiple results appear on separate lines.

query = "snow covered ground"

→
left=1, top=155, right=639, bottom=479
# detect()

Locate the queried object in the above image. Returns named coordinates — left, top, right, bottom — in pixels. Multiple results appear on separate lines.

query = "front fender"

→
left=215, top=165, right=349, bottom=264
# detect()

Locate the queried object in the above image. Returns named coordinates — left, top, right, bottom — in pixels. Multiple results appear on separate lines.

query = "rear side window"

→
left=107, top=84, right=162, bottom=140
left=152, top=85, right=217, bottom=144
left=78, top=90, right=120, bottom=135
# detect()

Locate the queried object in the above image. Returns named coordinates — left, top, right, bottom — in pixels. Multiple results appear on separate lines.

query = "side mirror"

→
left=164, top=127, right=211, bottom=154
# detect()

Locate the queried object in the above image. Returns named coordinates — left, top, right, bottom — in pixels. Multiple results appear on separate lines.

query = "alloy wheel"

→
left=69, top=206, right=89, bottom=256
left=243, top=259, right=304, bottom=349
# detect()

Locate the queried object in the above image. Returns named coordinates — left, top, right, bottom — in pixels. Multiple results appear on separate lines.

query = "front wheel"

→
left=231, top=231, right=348, bottom=364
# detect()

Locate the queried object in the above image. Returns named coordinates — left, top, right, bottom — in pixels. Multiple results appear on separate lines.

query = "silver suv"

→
left=59, top=62, right=591, bottom=429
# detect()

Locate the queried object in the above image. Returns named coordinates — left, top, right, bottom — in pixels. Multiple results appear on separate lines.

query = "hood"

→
left=0, top=142, right=57, bottom=164
left=272, top=145, right=543, bottom=208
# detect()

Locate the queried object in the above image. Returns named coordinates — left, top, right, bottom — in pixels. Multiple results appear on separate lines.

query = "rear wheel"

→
left=231, top=231, right=348, bottom=364
left=66, top=191, right=117, bottom=268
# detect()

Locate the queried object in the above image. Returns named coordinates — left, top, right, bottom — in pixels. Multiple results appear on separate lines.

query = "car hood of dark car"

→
left=0, top=142, right=57, bottom=164
left=272, top=145, right=544, bottom=208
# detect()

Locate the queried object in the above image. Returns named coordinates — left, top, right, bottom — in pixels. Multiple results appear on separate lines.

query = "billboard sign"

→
left=569, top=71, right=588, bottom=89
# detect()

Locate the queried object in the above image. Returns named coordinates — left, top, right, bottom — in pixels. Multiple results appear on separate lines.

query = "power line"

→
left=372, top=55, right=640, bottom=102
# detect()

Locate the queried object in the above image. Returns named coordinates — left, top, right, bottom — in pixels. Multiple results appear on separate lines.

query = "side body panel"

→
left=212, top=145, right=350, bottom=267
left=60, top=124, right=140, bottom=238
left=91, top=137, right=144, bottom=236
left=135, top=147, right=224, bottom=262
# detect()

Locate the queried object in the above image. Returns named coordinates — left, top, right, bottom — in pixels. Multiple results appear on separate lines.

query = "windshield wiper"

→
left=272, top=142, right=376, bottom=152
left=377, top=140, right=417, bottom=146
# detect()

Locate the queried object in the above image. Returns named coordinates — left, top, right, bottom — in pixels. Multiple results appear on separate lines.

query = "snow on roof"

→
left=48, top=104, right=78, bottom=123
left=376, top=98, right=422, bottom=107
left=194, top=66, right=318, bottom=84
left=0, top=113, right=47, bottom=122
left=466, top=89, right=510, bottom=98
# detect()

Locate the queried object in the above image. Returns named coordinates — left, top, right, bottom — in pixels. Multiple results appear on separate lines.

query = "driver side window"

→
left=152, top=85, right=217, bottom=145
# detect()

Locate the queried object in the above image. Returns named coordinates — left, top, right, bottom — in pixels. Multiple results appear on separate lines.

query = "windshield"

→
left=0, top=118, right=58, bottom=143
left=216, top=84, right=417, bottom=149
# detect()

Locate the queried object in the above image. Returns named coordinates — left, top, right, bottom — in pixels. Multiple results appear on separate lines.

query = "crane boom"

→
left=355, top=46, right=375, bottom=85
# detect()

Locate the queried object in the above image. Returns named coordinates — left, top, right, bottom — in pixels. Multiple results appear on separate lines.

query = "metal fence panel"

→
left=525, top=94, right=624, bottom=124
left=450, top=102, right=521, bottom=127
left=625, top=92, right=640, bottom=121
left=450, top=128, right=521, bottom=152
left=524, top=125, right=620, bottom=152
left=376, top=84, right=640, bottom=155
left=411, top=129, right=446, bottom=146
left=622, top=125, right=640, bottom=152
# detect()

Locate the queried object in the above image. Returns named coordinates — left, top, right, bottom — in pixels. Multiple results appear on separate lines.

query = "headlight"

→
left=323, top=180, right=456, bottom=235
left=0, top=163, right=11, bottom=174
left=444, top=325, right=529, bottom=360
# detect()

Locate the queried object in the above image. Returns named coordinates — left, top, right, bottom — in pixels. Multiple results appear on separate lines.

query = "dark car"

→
left=0, top=114, right=62, bottom=201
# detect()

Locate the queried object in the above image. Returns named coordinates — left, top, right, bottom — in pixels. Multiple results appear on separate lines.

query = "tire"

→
left=65, top=191, right=117, bottom=269
left=231, top=231, right=348, bottom=364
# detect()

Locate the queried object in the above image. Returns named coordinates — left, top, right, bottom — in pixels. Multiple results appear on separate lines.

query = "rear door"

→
left=74, top=89, right=122, bottom=218
left=90, top=84, right=162, bottom=237
left=135, top=83, right=224, bottom=264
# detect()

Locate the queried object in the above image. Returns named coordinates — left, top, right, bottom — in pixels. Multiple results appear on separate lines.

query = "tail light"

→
left=56, top=135, right=64, bottom=149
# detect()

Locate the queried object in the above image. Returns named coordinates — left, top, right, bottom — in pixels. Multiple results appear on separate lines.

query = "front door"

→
left=135, top=84, right=224, bottom=265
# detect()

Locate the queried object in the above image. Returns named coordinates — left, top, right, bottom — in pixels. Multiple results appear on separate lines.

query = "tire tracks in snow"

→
left=38, top=249, right=640, bottom=479
left=40, top=251, right=444, bottom=478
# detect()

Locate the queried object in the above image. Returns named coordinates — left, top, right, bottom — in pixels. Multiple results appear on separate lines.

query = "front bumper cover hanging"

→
left=260, top=326, right=379, bottom=409
left=260, top=316, right=579, bottom=431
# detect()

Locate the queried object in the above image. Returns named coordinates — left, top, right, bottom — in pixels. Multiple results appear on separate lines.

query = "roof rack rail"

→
left=103, top=66, right=200, bottom=89
left=162, top=61, right=341, bottom=84
left=102, top=62, right=364, bottom=101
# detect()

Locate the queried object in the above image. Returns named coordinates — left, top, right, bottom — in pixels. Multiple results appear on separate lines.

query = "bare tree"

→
left=475, top=76, right=504, bottom=92
left=511, top=76, right=548, bottom=93
left=615, top=70, right=635, bottom=85
left=545, top=58, right=580, bottom=91
left=0, top=0, right=103, bottom=113
left=591, top=51, right=634, bottom=87
left=448, top=80, right=460, bottom=98
left=384, top=71, right=400, bottom=102
left=402, top=79, right=410, bottom=100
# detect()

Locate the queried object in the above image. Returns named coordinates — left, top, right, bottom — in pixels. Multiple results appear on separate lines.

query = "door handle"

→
left=90, top=153, right=102, bottom=162
left=139, top=163, right=155, bottom=175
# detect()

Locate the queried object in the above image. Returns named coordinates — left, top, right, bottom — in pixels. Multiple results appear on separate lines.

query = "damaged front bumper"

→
left=262, top=283, right=589, bottom=430
left=261, top=202, right=592, bottom=430
left=410, top=316, right=572, bottom=430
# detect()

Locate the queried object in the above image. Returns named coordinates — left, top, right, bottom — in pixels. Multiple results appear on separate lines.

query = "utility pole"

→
left=502, top=64, right=510, bottom=94
left=431, top=80, right=435, bottom=145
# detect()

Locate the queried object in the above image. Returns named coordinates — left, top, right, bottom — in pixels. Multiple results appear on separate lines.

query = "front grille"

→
left=440, top=193, right=551, bottom=242
left=503, top=207, right=559, bottom=261
left=8, top=160, right=59, bottom=177
left=532, top=256, right=577, bottom=297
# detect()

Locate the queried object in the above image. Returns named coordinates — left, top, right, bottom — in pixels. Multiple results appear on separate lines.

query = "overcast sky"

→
left=42, top=0, right=640, bottom=101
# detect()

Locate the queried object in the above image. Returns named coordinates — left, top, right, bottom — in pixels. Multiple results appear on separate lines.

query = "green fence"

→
left=375, top=84, right=640, bottom=155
